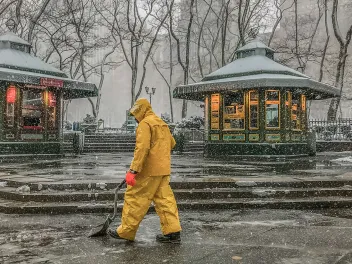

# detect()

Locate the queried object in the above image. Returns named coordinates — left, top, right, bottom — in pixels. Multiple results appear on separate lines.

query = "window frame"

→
left=249, top=90, right=259, bottom=130
left=223, top=91, right=245, bottom=131
left=291, top=94, right=301, bottom=131
left=265, top=90, right=280, bottom=130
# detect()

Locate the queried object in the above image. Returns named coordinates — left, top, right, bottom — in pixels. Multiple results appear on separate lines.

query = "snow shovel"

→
left=88, top=179, right=126, bottom=237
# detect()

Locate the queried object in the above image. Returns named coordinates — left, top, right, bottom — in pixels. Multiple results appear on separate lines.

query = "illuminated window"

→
left=301, top=95, right=307, bottom=131
left=210, top=94, right=220, bottom=130
left=5, top=85, right=16, bottom=127
left=292, top=94, right=301, bottom=130
left=249, top=91, right=259, bottom=130
left=265, top=90, right=280, bottom=129
left=47, top=91, right=57, bottom=129
left=284, top=91, right=291, bottom=130
left=223, top=92, right=245, bottom=130
left=22, top=90, right=44, bottom=130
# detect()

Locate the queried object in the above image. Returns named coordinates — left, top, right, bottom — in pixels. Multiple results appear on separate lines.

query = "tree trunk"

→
left=327, top=0, right=352, bottom=121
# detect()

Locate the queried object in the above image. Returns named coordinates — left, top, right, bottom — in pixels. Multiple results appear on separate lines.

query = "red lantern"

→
left=48, top=92, right=56, bottom=107
left=6, top=86, right=16, bottom=103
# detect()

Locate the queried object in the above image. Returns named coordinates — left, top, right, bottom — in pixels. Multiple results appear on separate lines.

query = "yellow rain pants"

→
left=117, top=175, right=181, bottom=241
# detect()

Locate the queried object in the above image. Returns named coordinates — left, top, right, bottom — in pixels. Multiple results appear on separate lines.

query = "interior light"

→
left=6, top=86, right=16, bottom=103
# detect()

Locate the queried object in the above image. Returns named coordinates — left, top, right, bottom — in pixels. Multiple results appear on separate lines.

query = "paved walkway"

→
left=1, top=152, right=352, bottom=186
left=2, top=209, right=352, bottom=263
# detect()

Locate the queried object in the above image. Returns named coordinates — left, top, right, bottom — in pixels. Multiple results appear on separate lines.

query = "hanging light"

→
left=6, top=86, right=16, bottom=103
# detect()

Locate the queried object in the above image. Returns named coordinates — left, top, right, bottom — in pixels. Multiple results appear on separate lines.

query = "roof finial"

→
left=5, top=19, right=16, bottom=32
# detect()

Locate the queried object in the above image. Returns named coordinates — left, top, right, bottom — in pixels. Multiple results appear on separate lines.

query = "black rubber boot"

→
left=156, top=232, right=181, bottom=244
left=107, top=228, right=133, bottom=242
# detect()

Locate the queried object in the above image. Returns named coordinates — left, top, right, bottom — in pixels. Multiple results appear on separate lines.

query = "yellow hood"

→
left=129, top=98, right=154, bottom=122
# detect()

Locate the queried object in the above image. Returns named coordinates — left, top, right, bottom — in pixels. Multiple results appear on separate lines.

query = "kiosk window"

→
left=284, top=91, right=291, bottom=130
left=22, top=90, right=44, bottom=129
left=223, top=92, right=245, bottom=130
left=211, top=94, right=220, bottom=130
left=47, top=91, right=57, bottom=129
left=301, top=95, right=306, bottom=131
left=265, top=90, right=280, bottom=129
left=5, top=86, right=16, bottom=127
left=292, top=94, right=301, bottom=130
left=249, top=91, right=259, bottom=130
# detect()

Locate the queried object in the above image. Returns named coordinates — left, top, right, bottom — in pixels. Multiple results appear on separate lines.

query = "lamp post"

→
left=145, top=86, right=156, bottom=105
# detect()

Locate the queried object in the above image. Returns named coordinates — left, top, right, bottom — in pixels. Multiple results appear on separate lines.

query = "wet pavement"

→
left=2, top=209, right=352, bottom=263
left=2, top=152, right=352, bottom=186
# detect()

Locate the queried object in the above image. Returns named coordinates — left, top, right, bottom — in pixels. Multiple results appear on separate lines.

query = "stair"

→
left=184, top=142, right=204, bottom=152
left=2, top=178, right=352, bottom=214
left=1, top=196, right=352, bottom=214
left=84, top=134, right=135, bottom=153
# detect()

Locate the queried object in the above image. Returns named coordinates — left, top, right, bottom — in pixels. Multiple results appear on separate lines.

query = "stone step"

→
left=84, top=143, right=135, bottom=146
left=3, top=179, right=352, bottom=191
left=3, top=186, right=352, bottom=203
left=83, top=149, right=134, bottom=153
left=1, top=196, right=352, bottom=214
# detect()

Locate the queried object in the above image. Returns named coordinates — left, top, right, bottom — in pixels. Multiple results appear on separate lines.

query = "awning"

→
left=173, top=73, right=340, bottom=101
left=0, top=67, right=97, bottom=99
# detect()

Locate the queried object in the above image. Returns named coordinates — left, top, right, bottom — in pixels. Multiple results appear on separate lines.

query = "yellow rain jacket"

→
left=129, top=98, right=176, bottom=176
left=117, top=98, right=181, bottom=241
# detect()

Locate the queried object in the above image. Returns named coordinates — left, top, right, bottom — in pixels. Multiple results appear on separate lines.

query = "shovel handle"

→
left=111, top=179, right=126, bottom=220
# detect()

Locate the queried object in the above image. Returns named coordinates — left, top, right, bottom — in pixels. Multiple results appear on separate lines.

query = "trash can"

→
left=72, top=132, right=85, bottom=154
left=307, top=129, right=316, bottom=156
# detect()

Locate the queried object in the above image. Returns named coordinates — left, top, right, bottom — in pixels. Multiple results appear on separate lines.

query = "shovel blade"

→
left=88, top=217, right=112, bottom=237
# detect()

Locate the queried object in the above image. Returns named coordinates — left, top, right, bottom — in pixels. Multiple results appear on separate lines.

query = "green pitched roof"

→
left=174, top=40, right=339, bottom=101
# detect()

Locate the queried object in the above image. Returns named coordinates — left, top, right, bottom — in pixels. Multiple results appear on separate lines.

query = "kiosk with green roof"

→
left=173, top=40, right=340, bottom=157
left=0, top=32, right=97, bottom=155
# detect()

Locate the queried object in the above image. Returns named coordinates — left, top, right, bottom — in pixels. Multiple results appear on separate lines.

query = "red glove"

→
left=125, top=170, right=137, bottom=186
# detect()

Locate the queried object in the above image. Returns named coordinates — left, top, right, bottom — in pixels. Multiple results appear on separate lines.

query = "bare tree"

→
left=95, top=0, right=169, bottom=107
left=327, top=0, right=352, bottom=121
left=267, top=0, right=294, bottom=47
left=27, top=0, right=52, bottom=43
left=168, top=0, right=195, bottom=118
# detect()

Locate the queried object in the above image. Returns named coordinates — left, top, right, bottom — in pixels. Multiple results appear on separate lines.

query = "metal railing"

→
left=176, top=128, right=204, bottom=142
left=309, top=119, right=352, bottom=141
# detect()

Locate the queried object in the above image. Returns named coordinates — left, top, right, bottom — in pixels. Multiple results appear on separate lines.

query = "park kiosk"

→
left=173, top=40, right=340, bottom=157
left=0, top=32, right=97, bottom=155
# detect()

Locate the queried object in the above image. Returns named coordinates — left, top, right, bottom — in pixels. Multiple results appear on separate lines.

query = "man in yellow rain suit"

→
left=108, top=98, right=182, bottom=243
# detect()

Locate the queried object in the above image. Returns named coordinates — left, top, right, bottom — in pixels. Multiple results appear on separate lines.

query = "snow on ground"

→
left=332, top=156, right=352, bottom=163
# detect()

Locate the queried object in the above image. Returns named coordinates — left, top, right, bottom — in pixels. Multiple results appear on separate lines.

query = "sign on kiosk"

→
left=40, top=78, right=64, bottom=88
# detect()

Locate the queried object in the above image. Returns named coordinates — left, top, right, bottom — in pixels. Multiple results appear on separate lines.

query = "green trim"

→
left=249, top=134, right=260, bottom=141
left=265, top=134, right=281, bottom=142
left=204, top=142, right=310, bottom=157
left=223, top=134, right=245, bottom=141
left=211, top=134, right=219, bottom=141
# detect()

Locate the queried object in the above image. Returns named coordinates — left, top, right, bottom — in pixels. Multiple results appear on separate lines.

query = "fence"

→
left=309, top=119, right=352, bottom=141
left=177, top=128, right=204, bottom=142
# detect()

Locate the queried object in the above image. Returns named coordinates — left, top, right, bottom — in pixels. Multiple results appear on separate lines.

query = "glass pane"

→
left=266, top=104, right=279, bottom=128
left=223, top=92, right=245, bottom=130
left=292, top=96, right=301, bottom=130
left=249, top=91, right=259, bottom=129
left=22, top=90, right=44, bottom=129
left=301, top=95, right=306, bottom=130
left=47, top=92, right=57, bottom=129
left=6, top=103, right=15, bottom=127
left=265, top=90, right=280, bottom=128
left=284, top=92, right=291, bottom=130
left=266, top=91, right=279, bottom=101
left=211, top=94, right=220, bottom=130
left=6, top=86, right=16, bottom=127
left=250, top=105, right=258, bottom=128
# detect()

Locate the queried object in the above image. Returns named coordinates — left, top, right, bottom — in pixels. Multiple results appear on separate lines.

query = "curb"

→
left=1, top=198, right=352, bottom=214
